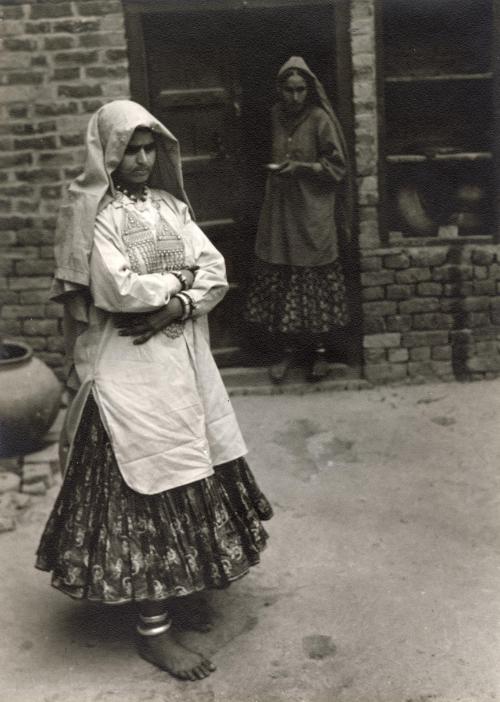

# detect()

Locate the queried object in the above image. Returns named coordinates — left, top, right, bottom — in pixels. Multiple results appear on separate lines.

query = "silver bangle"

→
left=175, top=292, right=192, bottom=321
left=139, top=612, right=168, bottom=625
left=136, top=619, right=172, bottom=637
left=171, top=270, right=188, bottom=291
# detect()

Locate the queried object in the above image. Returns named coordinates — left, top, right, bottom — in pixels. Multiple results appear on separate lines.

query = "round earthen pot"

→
left=396, top=184, right=437, bottom=236
left=0, top=341, right=62, bottom=457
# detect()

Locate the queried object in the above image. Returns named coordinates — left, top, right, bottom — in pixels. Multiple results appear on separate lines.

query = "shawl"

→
left=276, top=56, right=355, bottom=245
left=50, top=99, right=192, bottom=383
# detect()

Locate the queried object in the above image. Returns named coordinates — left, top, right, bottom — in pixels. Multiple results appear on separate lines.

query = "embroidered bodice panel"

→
left=120, top=198, right=186, bottom=275
left=118, top=194, right=186, bottom=338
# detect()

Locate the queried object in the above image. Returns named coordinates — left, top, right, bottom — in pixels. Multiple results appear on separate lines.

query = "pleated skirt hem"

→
left=35, top=395, right=273, bottom=605
left=245, top=258, right=349, bottom=336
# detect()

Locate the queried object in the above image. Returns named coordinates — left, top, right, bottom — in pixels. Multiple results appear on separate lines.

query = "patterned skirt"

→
left=245, top=259, right=349, bottom=338
left=35, top=395, right=273, bottom=604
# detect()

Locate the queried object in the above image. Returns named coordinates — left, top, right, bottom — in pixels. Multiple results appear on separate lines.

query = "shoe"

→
left=308, top=350, right=330, bottom=382
left=269, top=355, right=292, bottom=384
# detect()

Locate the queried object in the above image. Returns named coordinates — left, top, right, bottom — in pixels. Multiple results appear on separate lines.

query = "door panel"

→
left=145, top=22, right=246, bottom=363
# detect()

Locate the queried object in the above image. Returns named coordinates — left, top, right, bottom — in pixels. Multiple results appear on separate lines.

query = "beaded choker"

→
left=115, top=183, right=148, bottom=203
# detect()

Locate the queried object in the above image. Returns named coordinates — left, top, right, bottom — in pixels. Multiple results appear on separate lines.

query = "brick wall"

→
left=350, top=0, right=500, bottom=384
left=1, top=0, right=499, bottom=387
left=361, top=244, right=500, bottom=383
left=0, top=0, right=129, bottom=377
left=349, top=0, right=379, bottom=251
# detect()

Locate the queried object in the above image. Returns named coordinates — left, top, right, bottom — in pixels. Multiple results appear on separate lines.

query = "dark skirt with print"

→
left=35, top=395, right=273, bottom=604
left=245, top=259, right=349, bottom=338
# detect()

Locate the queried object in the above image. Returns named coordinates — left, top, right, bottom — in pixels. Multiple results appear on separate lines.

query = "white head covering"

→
left=276, top=57, right=354, bottom=244
left=50, top=99, right=192, bottom=383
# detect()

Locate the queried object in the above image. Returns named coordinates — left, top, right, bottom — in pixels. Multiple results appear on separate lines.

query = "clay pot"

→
left=396, top=184, right=437, bottom=236
left=455, top=184, right=486, bottom=209
left=448, top=211, right=483, bottom=234
left=0, top=341, right=62, bottom=457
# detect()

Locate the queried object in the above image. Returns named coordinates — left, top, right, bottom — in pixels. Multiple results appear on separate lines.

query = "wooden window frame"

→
left=377, top=0, right=500, bottom=245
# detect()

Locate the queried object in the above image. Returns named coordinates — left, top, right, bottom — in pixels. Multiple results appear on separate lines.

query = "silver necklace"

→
left=115, top=183, right=148, bottom=202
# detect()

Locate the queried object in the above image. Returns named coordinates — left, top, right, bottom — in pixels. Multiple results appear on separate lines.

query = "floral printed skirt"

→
left=245, top=259, right=349, bottom=338
left=35, top=395, right=273, bottom=604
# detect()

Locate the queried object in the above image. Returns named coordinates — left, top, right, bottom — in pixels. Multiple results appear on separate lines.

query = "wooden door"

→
left=136, top=14, right=251, bottom=365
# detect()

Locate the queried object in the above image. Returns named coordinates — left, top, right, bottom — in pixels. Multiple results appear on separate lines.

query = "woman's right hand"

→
left=179, top=268, right=195, bottom=289
left=114, top=296, right=184, bottom=344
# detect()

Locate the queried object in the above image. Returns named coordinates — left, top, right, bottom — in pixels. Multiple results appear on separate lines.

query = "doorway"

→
left=125, top=1, right=360, bottom=367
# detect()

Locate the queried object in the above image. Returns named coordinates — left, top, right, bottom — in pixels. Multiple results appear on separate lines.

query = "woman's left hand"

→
left=277, top=161, right=321, bottom=177
left=276, top=160, right=300, bottom=176
left=114, top=297, right=183, bottom=345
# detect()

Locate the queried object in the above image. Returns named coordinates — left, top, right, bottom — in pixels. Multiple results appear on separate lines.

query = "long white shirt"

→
left=66, top=189, right=246, bottom=494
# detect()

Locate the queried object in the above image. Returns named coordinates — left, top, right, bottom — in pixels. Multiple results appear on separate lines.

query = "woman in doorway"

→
left=36, top=99, right=272, bottom=681
left=245, top=56, right=353, bottom=383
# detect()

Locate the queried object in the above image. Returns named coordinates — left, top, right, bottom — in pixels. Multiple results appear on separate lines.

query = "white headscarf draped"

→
left=276, top=57, right=355, bottom=245
left=50, top=99, right=192, bottom=383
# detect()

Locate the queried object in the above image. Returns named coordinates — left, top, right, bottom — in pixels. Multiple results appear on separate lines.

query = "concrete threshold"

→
left=221, top=363, right=368, bottom=396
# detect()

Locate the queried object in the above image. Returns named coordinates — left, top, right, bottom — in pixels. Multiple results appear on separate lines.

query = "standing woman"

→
left=245, top=56, right=353, bottom=383
left=36, top=100, right=272, bottom=681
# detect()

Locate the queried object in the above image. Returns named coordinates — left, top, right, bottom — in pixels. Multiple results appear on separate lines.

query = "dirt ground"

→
left=1, top=378, right=499, bottom=702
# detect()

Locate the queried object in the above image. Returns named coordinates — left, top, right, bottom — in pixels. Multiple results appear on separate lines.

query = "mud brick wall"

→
left=0, top=0, right=130, bottom=377
left=350, top=0, right=379, bottom=251
left=350, top=0, right=500, bottom=384
left=1, top=0, right=499, bottom=387
left=361, top=246, right=500, bottom=383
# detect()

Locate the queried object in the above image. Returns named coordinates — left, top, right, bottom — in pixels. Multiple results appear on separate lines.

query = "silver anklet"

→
left=136, top=619, right=172, bottom=637
left=139, top=612, right=168, bottom=625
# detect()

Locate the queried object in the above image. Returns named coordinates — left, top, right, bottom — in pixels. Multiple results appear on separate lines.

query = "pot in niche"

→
left=0, top=340, right=62, bottom=457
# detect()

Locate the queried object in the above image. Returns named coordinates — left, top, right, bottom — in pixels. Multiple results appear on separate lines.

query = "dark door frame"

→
left=123, top=0, right=362, bottom=366
left=123, top=0, right=355, bottom=165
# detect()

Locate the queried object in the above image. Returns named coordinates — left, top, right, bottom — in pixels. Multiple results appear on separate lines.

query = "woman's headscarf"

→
left=276, top=57, right=355, bottom=246
left=50, top=99, right=192, bottom=384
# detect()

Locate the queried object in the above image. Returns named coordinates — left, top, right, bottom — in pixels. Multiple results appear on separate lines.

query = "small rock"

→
left=23, top=463, right=53, bottom=489
left=22, top=480, right=47, bottom=496
left=0, top=472, right=21, bottom=494
left=24, top=443, right=59, bottom=465
left=24, top=443, right=61, bottom=476
left=0, top=516, right=16, bottom=533
left=0, top=493, right=16, bottom=514
left=12, top=493, right=31, bottom=510
left=0, top=457, right=23, bottom=475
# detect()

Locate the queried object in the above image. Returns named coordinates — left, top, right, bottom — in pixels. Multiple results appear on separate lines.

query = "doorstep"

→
left=221, top=364, right=368, bottom=396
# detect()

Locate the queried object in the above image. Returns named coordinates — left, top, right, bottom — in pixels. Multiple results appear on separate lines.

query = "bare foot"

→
left=137, top=628, right=216, bottom=681
left=169, top=594, right=215, bottom=632
left=269, top=354, right=293, bottom=384
left=308, top=351, right=330, bottom=382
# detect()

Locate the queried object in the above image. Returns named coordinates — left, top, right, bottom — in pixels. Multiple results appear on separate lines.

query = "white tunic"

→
left=65, top=189, right=247, bottom=494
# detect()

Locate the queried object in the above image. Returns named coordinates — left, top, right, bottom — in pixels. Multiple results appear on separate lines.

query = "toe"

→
left=194, top=666, right=209, bottom=679
left=199, top=662, right=213, bottom=676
